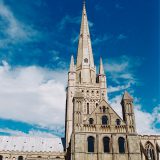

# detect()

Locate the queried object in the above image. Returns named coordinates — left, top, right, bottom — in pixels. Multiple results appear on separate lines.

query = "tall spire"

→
left=76, top=2, right=94, bottom=70
left=99, top=57, right=105, bottom=74
left=69, top=55, right=75, bottom=72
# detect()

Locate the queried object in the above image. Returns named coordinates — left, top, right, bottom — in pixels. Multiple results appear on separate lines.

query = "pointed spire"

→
left=69, top=55, right=75, bottom=72
left=99, top=57, right=105, bottom=74
left=122, top=91, right=133, bottom=101
left=76, top=1, right=94, bottom=69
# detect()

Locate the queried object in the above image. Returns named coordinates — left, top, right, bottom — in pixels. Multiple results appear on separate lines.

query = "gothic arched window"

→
left=89, top=118, right=94, bottom=125
left=145, top=142, right=155, bottom=160
left=102, top=115, right=108, bottom=125
left=18, top=156, right=23, bottom=160
left=116, top=119, right=121, bottom=126
left=103, top=137, right=110, bottom=153
left=118, top=137, right=125, bottom=153
left=87, top=136, right=95, bottom=153
left=0, top=155, right=3, bottom=160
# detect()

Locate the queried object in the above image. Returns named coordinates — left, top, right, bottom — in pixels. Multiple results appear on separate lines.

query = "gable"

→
left=83, top=99, right=127, bottom=133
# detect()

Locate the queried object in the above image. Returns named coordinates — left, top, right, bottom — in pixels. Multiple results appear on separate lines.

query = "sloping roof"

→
left=0, top=136, right=64, bottom=152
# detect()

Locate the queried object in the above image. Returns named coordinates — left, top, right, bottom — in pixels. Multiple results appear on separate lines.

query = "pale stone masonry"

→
left=0, top=2, right=159, bottom=160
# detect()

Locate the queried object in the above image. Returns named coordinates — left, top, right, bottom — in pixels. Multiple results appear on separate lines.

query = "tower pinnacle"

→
left=99, top=57, right=105, bottom=75
left=69, top=55, right=75, bottom=72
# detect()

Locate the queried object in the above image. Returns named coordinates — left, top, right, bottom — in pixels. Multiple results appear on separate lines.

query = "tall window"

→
left=89, top=118, right=94, bottom=125
left=79, top=72, right=81, bottom=83
left=88, top=136, right=95, bottom=153
left=87, top=103, right=89, bottom=114
left=102, top=115, right=108, bottom=125
left=118, top=137, right=125, bottom=153
left=0, top=155, right=3, bottom=160
left=103, top=137, right=110, bottom=153
left=145, top=142, right=155, bottom=160
left=18, top=156, right=23, bottom=160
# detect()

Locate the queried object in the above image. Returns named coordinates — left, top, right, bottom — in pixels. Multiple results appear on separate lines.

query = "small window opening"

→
left=116, top=119, right=121, bottom=126
left=84, top=58, right=88, bottom=63
left=102, top=106, right=106, bottom=113
left=89, top=118, right=94, bottom=125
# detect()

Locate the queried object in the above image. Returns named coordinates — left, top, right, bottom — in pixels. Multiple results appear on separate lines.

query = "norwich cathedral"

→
left=0, top=2, right=159, bottom=160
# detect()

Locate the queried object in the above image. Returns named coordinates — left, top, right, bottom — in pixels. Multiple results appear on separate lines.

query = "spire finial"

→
left=83, top=0, right=86, bottom=6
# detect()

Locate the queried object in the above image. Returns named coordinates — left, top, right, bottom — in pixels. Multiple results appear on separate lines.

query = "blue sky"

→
left=0, top=0, right=159, bottom=137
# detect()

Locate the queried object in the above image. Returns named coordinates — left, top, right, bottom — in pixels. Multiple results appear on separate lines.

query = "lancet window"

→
left=145, top=142, right=155, bottom=160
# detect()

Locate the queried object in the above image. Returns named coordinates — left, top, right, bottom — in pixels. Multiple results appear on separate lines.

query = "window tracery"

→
left=145, top=142, right=155, bottom=160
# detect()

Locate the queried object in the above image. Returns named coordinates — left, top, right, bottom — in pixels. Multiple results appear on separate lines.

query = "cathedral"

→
left=0, top=2, right=159, bottom=160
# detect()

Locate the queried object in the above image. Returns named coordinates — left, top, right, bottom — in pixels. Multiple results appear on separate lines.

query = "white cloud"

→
left=110, top=95, right=160, bottom=134
left=57, top=15, right=93, bottom=31
left=0, top=61, right=67, bottom=128
left=57, top=15, right=80, bottom=31
left=0, top=0, right=38, bottom=47
left=104, top=55, right=142, bottom=93
left=0, top=128, right=57, bottom=138
left=0, top=61, right=159, bottom=135
left=92, top=34, right=110, bottom=45
left=108, top=83, right=131, bottom=93
left=117, top=34, right=127, bottom=40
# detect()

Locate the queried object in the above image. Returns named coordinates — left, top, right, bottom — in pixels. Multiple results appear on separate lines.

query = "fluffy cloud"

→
left=0, top=0, right=38, bottom=47
left=0, top=61, right=159, bottom=136
left=104, top=55, right=142, bottom=93
left=0, top=128, right=57, bottom=138
left=0, top=61, right=67, bottom=128
left=92, top=34, right=111, bottom=45
left=108, top=83, right=131, bottom=93
left=110, top=95, right=160, bottom=134
left=57, top=15, right=93, bottom=31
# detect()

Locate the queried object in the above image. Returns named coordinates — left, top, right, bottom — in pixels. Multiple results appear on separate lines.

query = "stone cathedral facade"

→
left=0, top=2, right=159, bottom=160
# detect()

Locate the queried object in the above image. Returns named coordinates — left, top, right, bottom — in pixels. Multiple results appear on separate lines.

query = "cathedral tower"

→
left=65, top=2, right=107, bottom=149
left=66, top=2, right=141, bottom=160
